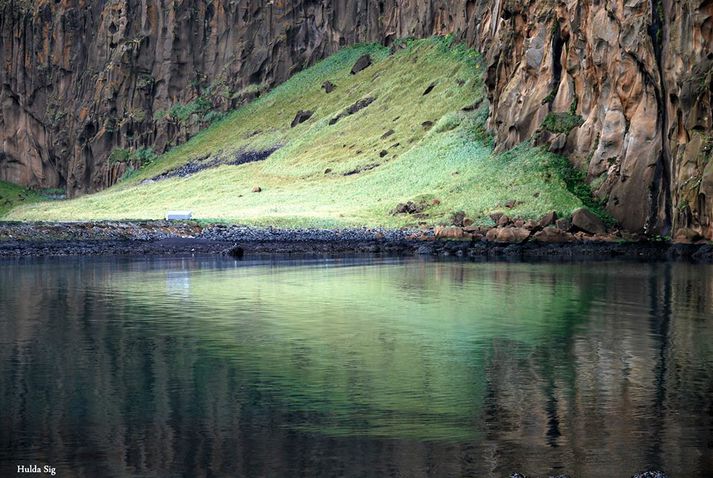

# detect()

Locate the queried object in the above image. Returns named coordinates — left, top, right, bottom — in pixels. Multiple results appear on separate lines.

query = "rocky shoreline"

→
left=1, top=221, right=712, bottom=262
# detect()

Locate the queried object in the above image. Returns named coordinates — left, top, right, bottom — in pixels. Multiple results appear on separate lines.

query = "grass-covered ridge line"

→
left=8, top=37, right=596, bottom=227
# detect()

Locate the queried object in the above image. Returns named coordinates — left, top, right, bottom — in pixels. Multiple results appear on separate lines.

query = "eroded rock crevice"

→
left=648, top=0, right=673, bottom=236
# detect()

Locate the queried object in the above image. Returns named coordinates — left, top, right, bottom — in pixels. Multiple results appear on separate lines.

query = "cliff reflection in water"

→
left=1, top=257, right=712, bottom=477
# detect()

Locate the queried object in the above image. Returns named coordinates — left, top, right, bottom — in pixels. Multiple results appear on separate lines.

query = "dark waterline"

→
left=1, top=256, right=712, bottom=477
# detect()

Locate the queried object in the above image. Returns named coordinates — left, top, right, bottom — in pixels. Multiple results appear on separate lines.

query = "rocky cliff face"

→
left=481, top=0, right=713, bottom=238
left=1, top=0, right=712, bottom=237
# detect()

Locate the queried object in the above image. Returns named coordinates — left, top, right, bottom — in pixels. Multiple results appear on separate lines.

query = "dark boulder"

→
left=343, top=162, right=379, bottom=176
left=490, top=212, right=503, bottom=223
left=423, top=82, right=436, bottom=95
left=571, top=207, right=606, bottom=234
left=674, top=227, right=702, bottom=242
left=533, top=226, right=575, bottom=242
left=462, top=99, right=483, bottom=111
left=322, top=80, right=335, bottom=93
left=291, top=110, right=313, bottom=127
left=435, top=226, right=467, bottom=239
left=223, top=245, right=244, bottom=258
left=416, top=245, right=434, bottom=255
left=350, top=54, right=372, bottom=74
left=556, top=217, right=572, bottom=231
left=538, top=210, right=558, bottom=228
left=495, top=227, right=531, bottom=243
left=329, top=97, right=375, bottom=125
left=451, top=210, right=467, bottom=226
left=392, top=201, right=424, bottom=215
left=347, top=97, right=375, bottom=114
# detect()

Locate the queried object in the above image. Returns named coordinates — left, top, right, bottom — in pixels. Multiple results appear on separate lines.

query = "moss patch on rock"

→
left=542, top=112, right=584, bottom=134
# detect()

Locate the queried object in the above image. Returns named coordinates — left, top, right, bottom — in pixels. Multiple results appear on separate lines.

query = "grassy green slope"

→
left=0, top=181, right=41, bottom=218
left=7, top=38, right=586, bottom=227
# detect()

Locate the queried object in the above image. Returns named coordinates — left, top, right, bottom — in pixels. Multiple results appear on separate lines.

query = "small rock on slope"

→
left=350, top=54, right=372, bottom=74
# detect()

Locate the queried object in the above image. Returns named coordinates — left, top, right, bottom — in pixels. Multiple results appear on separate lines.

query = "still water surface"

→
left=1, top=257, right=712, bottom=477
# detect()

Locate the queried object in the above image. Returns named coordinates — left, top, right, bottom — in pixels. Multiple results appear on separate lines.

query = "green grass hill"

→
left=0, top=181, right=40, bottom=218
left=4, top=37, right=592, bottom=228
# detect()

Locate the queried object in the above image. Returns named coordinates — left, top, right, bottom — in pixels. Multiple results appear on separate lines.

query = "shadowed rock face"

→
left=483, top=0, right=713, bottom=239
left=0, top=0, right=712, bottom=238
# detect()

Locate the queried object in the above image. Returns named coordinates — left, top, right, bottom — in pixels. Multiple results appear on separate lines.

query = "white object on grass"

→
left=165, top=211, right=193, bottom=220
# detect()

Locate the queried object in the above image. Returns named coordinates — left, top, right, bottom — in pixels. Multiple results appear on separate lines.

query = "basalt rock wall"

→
left=1, top=0, right=712, bottom=238
left=483, top=0, right=713, bottom=238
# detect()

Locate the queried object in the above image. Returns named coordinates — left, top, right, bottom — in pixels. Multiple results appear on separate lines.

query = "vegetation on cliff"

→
left=0, top=181, right=40, bottom=217
left=6, top=38, right=591, bottom=227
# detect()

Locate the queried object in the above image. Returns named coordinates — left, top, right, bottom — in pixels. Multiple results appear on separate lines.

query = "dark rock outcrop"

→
left=492, top=227, right=531, bottom=243
left=538, top=210, right=558, bottom=228
left=435, top=226, right=467, bottom=239
left=533, top=226, right=575, bottom=243
left=674, top=227, right=703, bottom=242
left=350, top=54, right=373, bottom=74
left=329, top=97, right=375, bottom=125
left=291, top=110, right=313, bottom=128
left=557, top=217, right=573, bottom=232
left=571, top=207, right=607, bottom=235
left=451, top=210, right=467, bottom=226
left=322, top=81, right=336, bottom=93
left=393, top=201, right=425, bottom=215
left=223, top=244, right=244, bottom=258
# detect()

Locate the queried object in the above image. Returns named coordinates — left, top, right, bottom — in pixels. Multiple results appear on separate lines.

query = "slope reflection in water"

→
left=1, top=257, right=712, bottom=477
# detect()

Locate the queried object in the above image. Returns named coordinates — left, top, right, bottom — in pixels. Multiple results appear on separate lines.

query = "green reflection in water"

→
left=104, top=260, right=595, bottom=441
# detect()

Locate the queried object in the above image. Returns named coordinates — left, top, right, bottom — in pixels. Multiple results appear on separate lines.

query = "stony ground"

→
left=1, top=220, right=712, bottom=261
